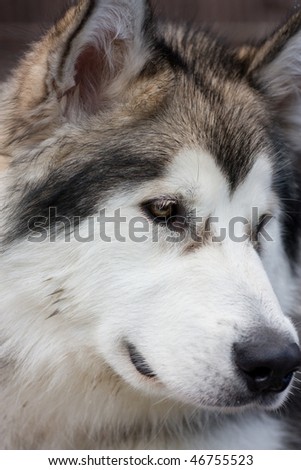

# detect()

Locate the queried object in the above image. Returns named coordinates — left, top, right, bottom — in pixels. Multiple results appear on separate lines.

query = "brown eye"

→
left=142, top=198, right=187, bottom=231
left=143, top=199, right=178, bottom=221
left=148, top=201, right=176, bottom=219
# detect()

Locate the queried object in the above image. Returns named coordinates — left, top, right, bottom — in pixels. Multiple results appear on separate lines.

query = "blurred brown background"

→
left=0, top=0, right=300, bottom=81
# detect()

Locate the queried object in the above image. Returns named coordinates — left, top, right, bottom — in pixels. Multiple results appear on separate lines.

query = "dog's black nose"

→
left=234, top=334, right=301, bottom=393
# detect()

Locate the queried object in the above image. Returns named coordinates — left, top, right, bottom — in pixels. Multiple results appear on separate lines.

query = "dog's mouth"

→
left=125, top=342, right=297, bottom=410
left=127, top=342, right=157, bottom=379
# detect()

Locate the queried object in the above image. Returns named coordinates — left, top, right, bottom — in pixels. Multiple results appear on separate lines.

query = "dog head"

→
left=1, top=0, right=301, bottom=412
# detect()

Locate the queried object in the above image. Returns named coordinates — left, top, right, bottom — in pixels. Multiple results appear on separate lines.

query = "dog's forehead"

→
left=162, top=148, right=275, bottom=211
left=149, top=26, right=272, bottom=190
left=168, top=78, right=269, bottom=192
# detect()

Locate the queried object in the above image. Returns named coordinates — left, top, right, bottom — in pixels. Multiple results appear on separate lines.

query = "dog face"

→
left=1, top=0, right=301, bottom=413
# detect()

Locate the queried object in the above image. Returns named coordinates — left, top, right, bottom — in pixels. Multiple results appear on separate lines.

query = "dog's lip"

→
left=203, top=390, right=287, bottom=412
left=126, top=342, right=157, bottom=379
left=226, top=387, right=290, bottom=410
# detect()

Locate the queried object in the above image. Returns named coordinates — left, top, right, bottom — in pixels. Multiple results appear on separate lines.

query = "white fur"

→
left=0, top=148, right=299, bottom=449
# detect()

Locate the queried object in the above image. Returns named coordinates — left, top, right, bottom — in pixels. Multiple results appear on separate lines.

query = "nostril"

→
left=241, top=366, right=294, bottom=393
left=247, top=366, right=272, bottom=382
left=234, top=337, right=301, bottom=394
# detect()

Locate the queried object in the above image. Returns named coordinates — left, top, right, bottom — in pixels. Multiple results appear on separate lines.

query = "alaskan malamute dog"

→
left=1, top=0, right=301, bottom=450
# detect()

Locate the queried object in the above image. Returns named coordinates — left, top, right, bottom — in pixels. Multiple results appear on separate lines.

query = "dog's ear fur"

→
left=240, top=11, right=301, bottom=153
left=15, top=0, right=152, bottom=118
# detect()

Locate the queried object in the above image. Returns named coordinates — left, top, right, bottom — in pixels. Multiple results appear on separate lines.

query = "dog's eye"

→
left=142, top=198, right=186, bottom=231
left=148, top=200, right=176, bottom=219
left=143, top=199, right=178, bottom=221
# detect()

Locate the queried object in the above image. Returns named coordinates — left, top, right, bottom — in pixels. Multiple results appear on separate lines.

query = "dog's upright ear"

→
left=241, top=11, right=301, bottom=153
left=14, top=0, right=153, bottom=117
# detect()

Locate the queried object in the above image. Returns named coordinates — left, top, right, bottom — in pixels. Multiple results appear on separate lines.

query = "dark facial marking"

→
left=6, top=146, right=168, bottom=244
